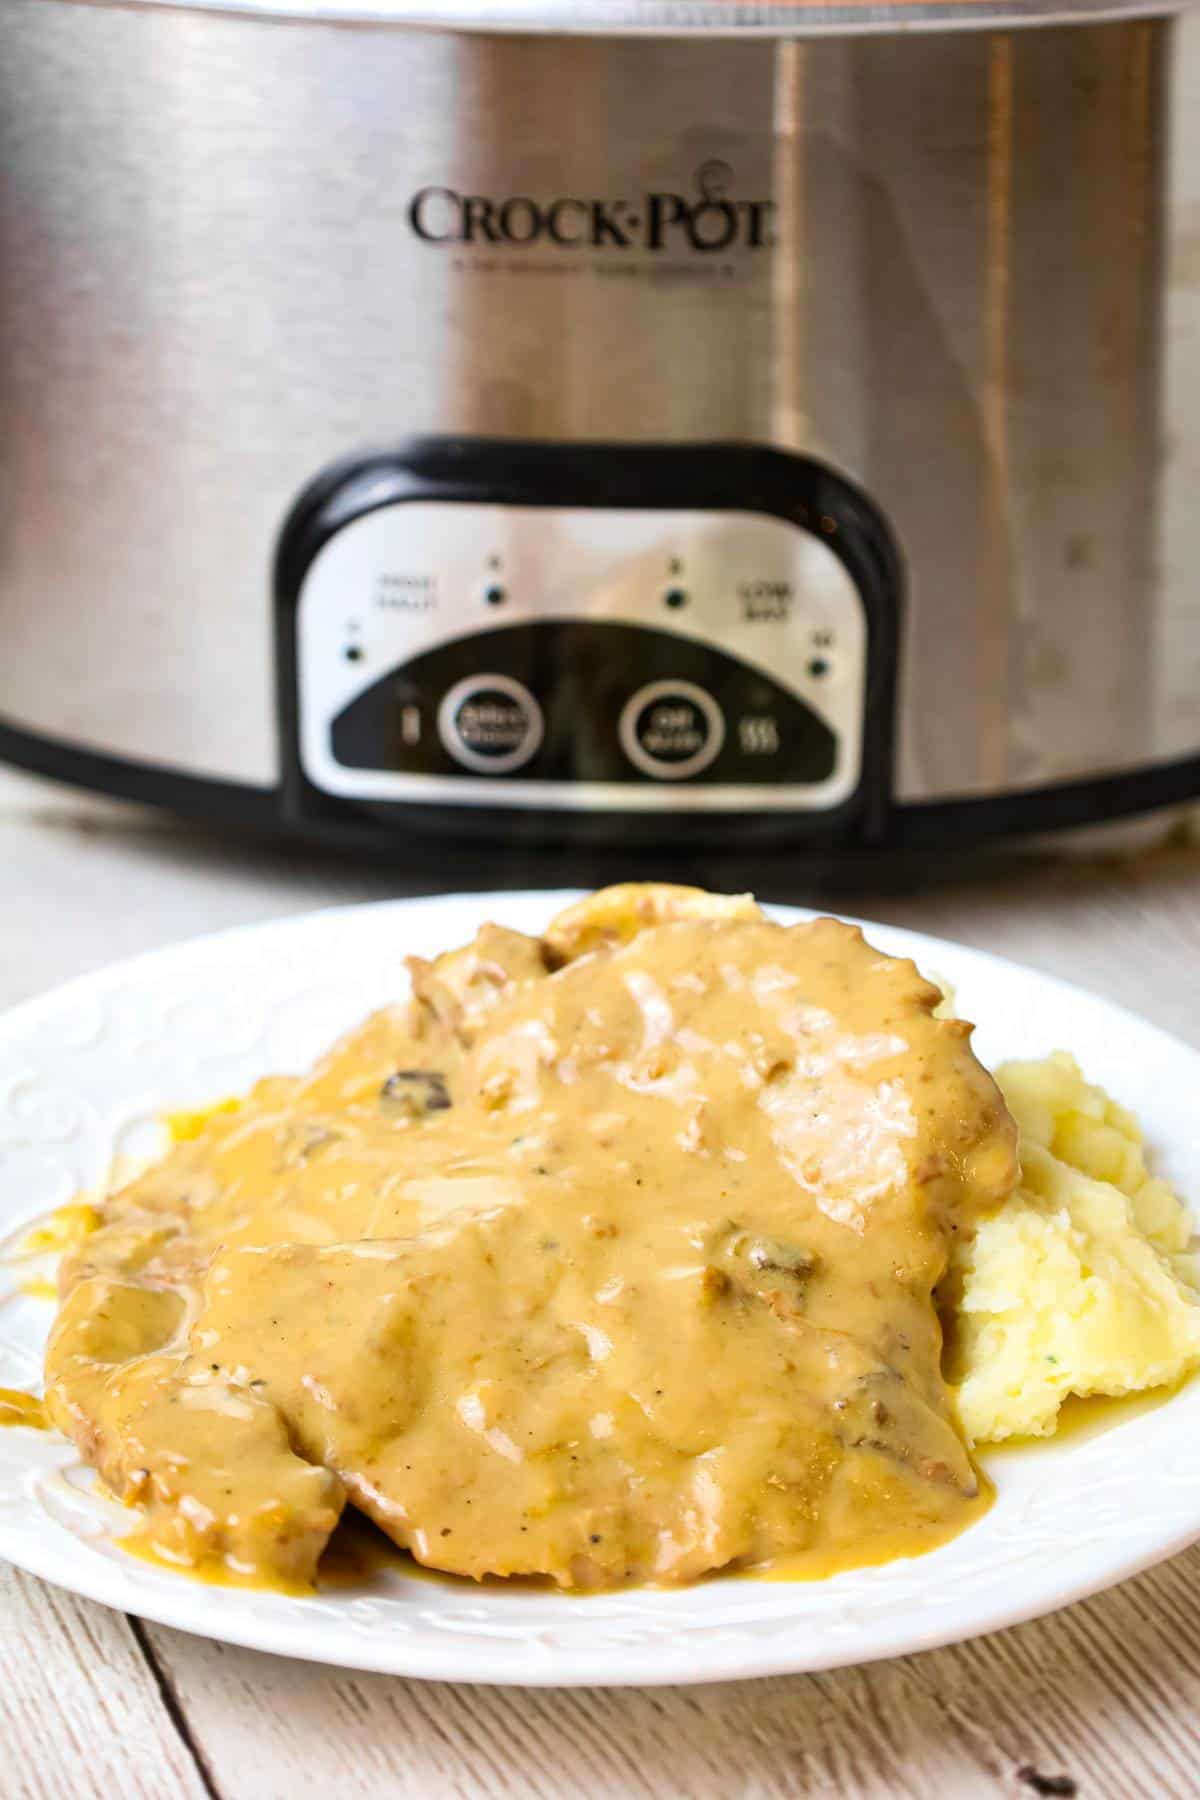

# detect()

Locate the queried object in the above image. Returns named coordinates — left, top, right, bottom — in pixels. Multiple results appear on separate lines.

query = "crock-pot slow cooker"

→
left=3, top=0, right=1200, bottom=859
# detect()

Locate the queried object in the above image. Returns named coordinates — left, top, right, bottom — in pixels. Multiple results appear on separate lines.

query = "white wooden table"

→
left=3, top=767, right=1199, bottom=1800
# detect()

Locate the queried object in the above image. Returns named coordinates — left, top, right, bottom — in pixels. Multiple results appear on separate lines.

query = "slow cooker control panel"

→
left=277, top=441, right=900, bottom=830
left=295, top=516, right=864, bottom=812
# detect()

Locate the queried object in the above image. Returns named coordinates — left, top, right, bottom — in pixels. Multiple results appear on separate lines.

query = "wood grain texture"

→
left=0, top=1563, right=210, bottom=1800
left=140, top=1539, right=1200, bottom=1799
left=2, top=772, right=1199, bottom=1798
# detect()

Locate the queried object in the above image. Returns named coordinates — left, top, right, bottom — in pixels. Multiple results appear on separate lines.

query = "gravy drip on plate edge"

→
left=38, top=900, right=1018, bottom=1591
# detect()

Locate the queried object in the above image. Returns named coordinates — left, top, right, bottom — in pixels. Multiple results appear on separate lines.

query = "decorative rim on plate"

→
left=0, top=893, right=1197, bottom=1686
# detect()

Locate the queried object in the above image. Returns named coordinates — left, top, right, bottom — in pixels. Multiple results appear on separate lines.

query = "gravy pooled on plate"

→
left=45, top=887, right=1017, bottom=1589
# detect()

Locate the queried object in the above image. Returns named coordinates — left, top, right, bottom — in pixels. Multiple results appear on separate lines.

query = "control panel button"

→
left=437, top=674, right=544, bottom=774
left=618, top=680, right=725, bottom=781
left=330, top=622, right=838, bottom=789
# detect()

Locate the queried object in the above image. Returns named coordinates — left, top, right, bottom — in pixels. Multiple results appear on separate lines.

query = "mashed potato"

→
left=953, top=1052, right=1200, bottom=1442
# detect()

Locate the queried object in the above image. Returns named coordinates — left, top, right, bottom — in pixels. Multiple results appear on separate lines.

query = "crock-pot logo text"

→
left=408, top=162, right=775, bottom=254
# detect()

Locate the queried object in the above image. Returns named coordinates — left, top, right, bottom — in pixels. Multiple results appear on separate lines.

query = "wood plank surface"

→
left=0, top=1563, right=211, bottom=1800
left=2, top=770, right=1199, bottom=1797
left=137, top=1535, right=1200, bottom=1800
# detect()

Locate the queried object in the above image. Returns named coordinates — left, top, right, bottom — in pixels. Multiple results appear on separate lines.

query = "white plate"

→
left=1, top=892, right=1198, bottom=1688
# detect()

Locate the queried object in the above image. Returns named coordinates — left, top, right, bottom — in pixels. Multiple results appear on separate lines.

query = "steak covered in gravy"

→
left=45, top=889, right=1018, bottom=1589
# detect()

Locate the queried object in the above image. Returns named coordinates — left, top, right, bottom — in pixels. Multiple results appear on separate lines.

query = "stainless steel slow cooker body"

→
left=3, top=0, right=1199, bottom=854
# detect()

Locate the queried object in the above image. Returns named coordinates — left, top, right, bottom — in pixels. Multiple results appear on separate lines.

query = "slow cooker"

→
left=4, top=0, right=1200, bottom=862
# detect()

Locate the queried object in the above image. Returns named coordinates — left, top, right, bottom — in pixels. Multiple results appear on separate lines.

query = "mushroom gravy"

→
left=41, top=896, right=1018, bottom=1590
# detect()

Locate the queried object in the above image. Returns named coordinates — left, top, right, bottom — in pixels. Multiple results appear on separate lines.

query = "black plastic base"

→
left=4, top=714, right=1199, bottom=888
